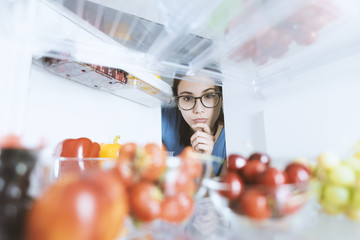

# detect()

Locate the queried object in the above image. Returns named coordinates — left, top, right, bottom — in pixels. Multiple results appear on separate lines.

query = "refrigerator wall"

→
left=223, top=52, right=360, bottom=163
left=25, top=65, right=162, bottom=156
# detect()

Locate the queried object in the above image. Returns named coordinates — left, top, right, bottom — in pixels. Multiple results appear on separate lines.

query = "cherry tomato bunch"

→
left=218, top=152, right=312, bottom=220
left=113, top=144, right=203, bottom=224
left=25, top=143, right=204, bottom=240
left=228, top=0, right=338, bottom=65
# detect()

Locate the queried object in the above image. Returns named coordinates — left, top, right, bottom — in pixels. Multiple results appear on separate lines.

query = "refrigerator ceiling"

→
left=34, top=0, right=360, bottom=91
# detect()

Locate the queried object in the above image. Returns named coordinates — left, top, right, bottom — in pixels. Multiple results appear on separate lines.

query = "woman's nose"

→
left=193, top=98, right=205, bottom=113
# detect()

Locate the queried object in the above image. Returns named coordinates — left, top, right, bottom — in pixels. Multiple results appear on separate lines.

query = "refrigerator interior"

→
left=23, top=0, right=360, bottom=161
left=1, top=0, right=360, bottom=239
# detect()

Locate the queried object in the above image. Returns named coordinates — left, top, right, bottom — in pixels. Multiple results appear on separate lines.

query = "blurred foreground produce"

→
left=115, top=144, right=202, bottom=224
left=0, top=135, right=38, bottom=240
left=26, top=142, right=207, bottom=240
left=209, top=152, right=312, bottom=221
left=315, top=149, right=360, bottom=221
left=26, top=170, right=129, bottom=240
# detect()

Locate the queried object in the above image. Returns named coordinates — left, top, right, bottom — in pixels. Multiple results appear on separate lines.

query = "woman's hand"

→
left=190, top=123, right=214, bottom=155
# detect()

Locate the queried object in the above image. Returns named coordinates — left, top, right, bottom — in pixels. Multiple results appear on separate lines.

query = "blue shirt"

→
left=161, top=107, right=227, bottom=175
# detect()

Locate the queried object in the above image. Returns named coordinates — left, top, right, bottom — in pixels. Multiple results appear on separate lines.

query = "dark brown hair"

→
left=172, top=78, right=224, bottom=147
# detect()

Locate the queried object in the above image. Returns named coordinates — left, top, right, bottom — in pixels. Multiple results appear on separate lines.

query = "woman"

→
left=162, top=74, right=226, bottom=176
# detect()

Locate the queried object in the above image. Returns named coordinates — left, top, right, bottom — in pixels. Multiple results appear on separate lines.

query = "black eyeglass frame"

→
left=174, top=92, right=222, bottom=111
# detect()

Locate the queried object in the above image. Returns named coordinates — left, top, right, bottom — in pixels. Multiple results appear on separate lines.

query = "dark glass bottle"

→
left=0, top=148, right=38, bottom=240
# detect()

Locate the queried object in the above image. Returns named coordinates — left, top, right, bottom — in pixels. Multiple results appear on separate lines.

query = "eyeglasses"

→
left=175, top=92, right=222, bottom=111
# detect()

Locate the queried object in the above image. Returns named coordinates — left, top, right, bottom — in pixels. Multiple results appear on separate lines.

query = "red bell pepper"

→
left=60, top=137, right=100, bottom=158
left=58, top=137, right=101, bottom=177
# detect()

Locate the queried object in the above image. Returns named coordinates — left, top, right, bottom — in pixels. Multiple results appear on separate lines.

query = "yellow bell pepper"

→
left=99, top=135, right=122, bottom=158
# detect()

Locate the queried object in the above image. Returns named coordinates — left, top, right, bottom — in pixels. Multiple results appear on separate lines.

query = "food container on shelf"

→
left=203, top=177, right=313, bottom=239
left=28, top=142, right=219, bottom=240
left=200, top=151, right=316, bottom=239
left=53, top=157, right=117, bottom=180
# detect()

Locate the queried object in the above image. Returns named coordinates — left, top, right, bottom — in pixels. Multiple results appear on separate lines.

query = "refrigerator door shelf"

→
left=33, top=57, right=172, bottom=107
left=35, top=0, right=360, bottom=92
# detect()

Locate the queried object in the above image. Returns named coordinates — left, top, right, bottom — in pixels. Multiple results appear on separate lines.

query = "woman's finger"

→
left=191, top=131, right=214, bottom=155
left=193, top=143, right=212, bottom=155
left=191, top=135, right=213, bottom=149
left=190, top=131, right=214, bottom=146
left=191, top=123, right=212, bottom=135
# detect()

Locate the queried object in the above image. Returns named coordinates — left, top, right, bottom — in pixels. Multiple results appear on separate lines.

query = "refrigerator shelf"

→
left=33, top=56, right=172, bottom=107
left=33, top=0, right=360, bottom=91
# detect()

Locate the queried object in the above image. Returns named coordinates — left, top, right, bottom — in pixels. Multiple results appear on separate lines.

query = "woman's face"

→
left=177, top=77, right=222, bottom=132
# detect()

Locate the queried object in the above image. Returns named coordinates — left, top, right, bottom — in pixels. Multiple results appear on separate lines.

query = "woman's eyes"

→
left=180, top=93, right=217, bottom=101
left=182, top=96, right=194, bottom=101
left=204, top=93, right=216, bottom=99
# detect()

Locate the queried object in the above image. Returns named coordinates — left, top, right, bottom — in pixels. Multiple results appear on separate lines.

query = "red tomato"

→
left=229, top=40, right=256, bottom=62
left=239, top=189, right=271, bottom=220
left=255, top=28, right=280, bottom=51
left=291, top=4, right=336, bottom=31
left=118, top=142, right=137, bottom=162
left=227, top=154, right=247, bottom=171
left=218, top=171, right=244, bottom=200
left=248, top=152, right=271, bottom=166
left=275, top=186, right=305, bottom=217
left=136, top=143, right=167, bottom=181
left=241, top=160, right=267, bottom=184
left=284, top=163, right=311, bottom=184
left=129, top=182, right=163, bottom=222
left=251, top=50, right=269, bottom=65
left=112, top=160, right=134, bottom=188
left=164, top=169, right=196, bottom=196
left=26, top=171, right=129, bottom=240
left=179, top=146, right=203, bottom=179
left=0, top=134, right=23, bottom=149
left=293, top=29, right=318, bottom=45
left=267, top=29, right=293, bottom=58
left=160, top=193, right=194, bottom=223
left=258, top=167, right=288, bottom=186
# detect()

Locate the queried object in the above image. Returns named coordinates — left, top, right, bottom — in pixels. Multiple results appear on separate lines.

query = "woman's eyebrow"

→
left=178, top=91, right=193, bottom=95
left=202, top=88, right=217, bottom=93
left=179, top=88, right=217, bottom=95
